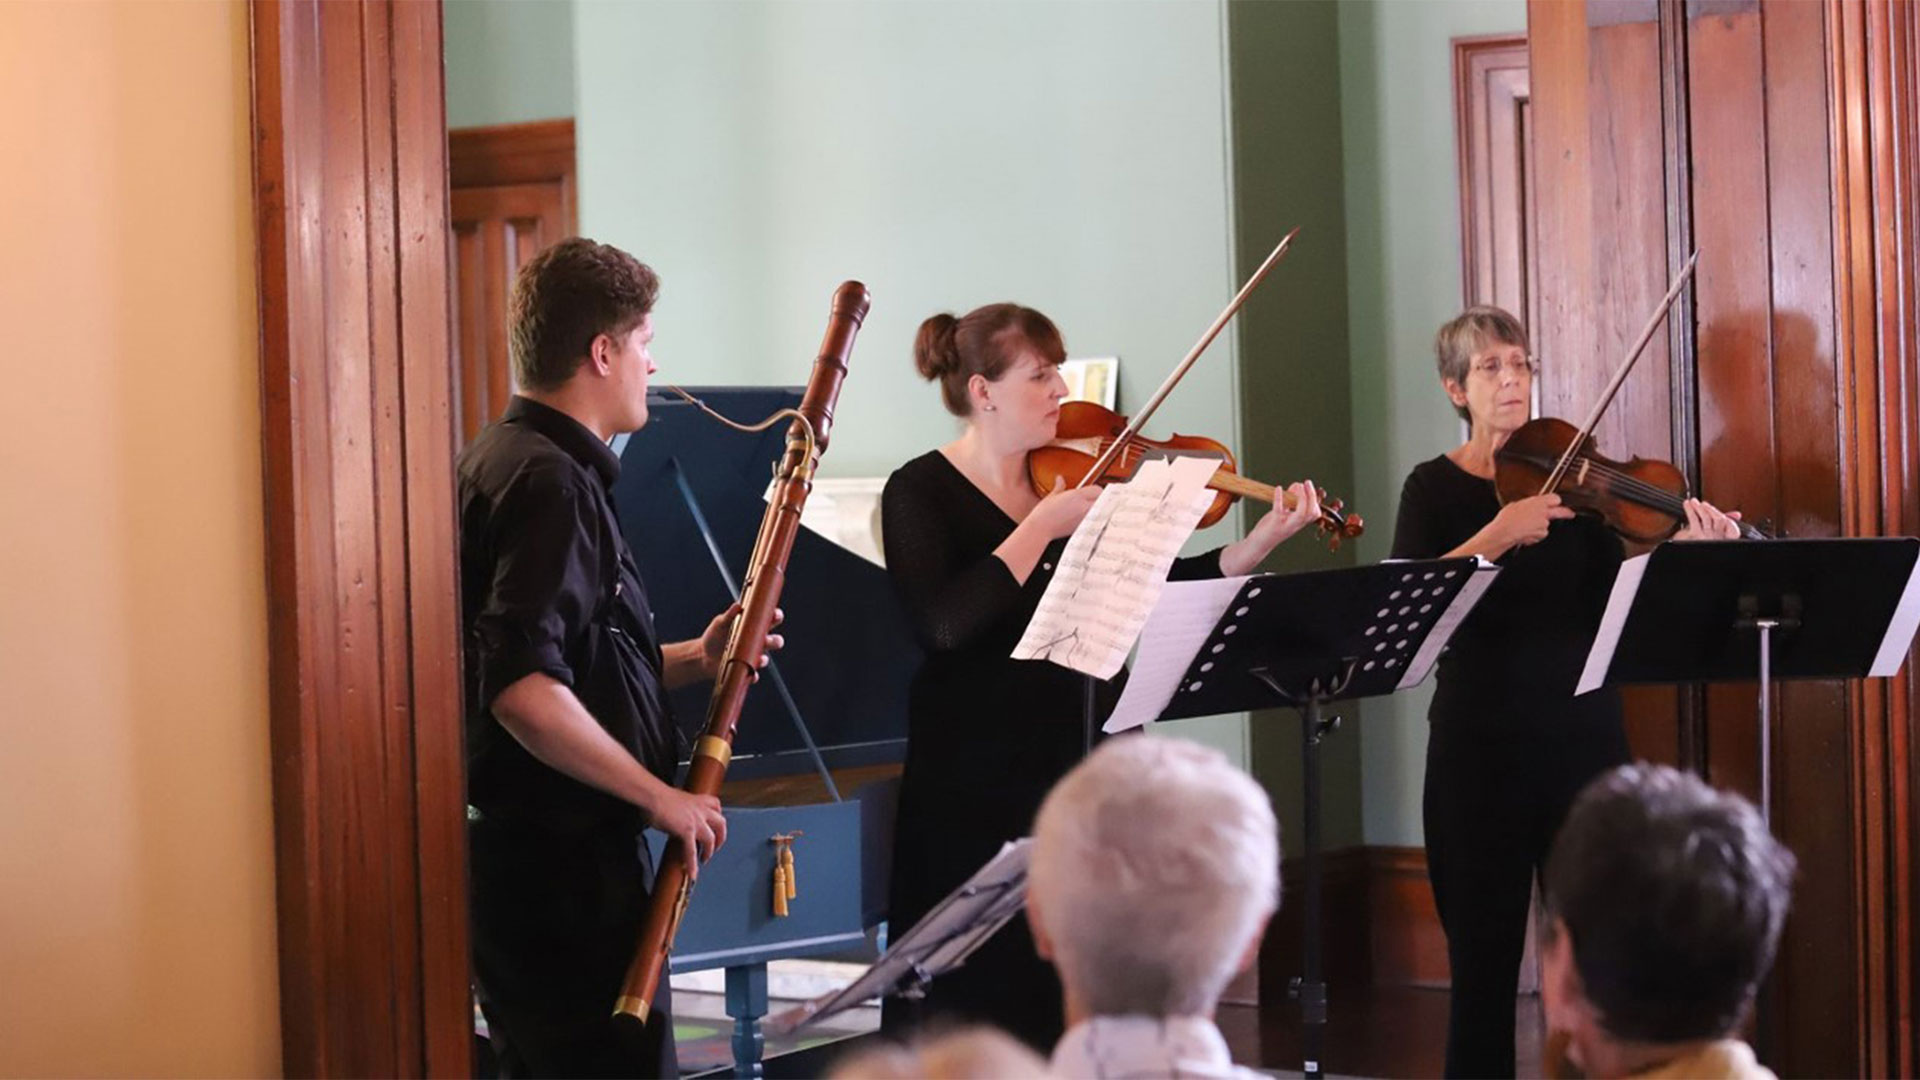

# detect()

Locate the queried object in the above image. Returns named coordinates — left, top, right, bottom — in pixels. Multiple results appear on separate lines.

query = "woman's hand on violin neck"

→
left=1491, top=493, right=1576, bottom=554
left=1220, top=481, right=1321, bottom=577
left=1026, top=475, right=1103, bottom=540
left=1672, top=497, right=1742, bottom=541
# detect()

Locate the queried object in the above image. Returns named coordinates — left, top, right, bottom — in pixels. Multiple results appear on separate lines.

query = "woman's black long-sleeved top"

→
left=1389, top=453, right=1625, bottom=729
left=878, top=449, right=1221, bottom=1049
left=1390, top=452, right=1631, bottom=1077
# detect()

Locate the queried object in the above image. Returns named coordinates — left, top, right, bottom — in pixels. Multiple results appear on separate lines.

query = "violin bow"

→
left=1541, top=250, right=1700, bottom=496
left=1074, top=228, right=1301, bottom=489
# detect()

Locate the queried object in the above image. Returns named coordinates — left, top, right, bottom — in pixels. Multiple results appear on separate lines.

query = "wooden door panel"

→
left=1530, top=8, right=1691, bottom=767
left=1580, top=20, right=1673, bottom=464
left=1526, top=0, right=1916, bottom=1071
left=448, top=123, right=575, bottom=445
left=1758, top=0, right=1841, bottom=540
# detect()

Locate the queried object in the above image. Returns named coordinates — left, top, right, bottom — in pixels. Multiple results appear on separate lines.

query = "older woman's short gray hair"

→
left=1029, top=736, right=1279, bottom=1018
left=1435, top=305, right=1530, bottom=422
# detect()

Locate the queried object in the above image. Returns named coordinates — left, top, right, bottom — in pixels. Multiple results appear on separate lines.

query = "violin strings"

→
left=1540, top=454, right=1690, bottom=515
left=1522, top=450, right=1676, bottom=510
left=1574, top=460, right=1690, bottom=512
left=1086, top=437, right=1337, bottom=520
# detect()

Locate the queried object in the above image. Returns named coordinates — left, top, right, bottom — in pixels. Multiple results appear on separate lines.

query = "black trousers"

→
left=1423, top=710, right=1628, bottom=1078
left=469, top=817, right=677, bottom=1079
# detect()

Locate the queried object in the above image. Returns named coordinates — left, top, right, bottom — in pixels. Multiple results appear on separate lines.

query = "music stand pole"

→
left=1249, top=665, right=1354, bottom=1080
left=1730, top=594, right=1804, bottom=829
left=1119, top=555, right=1500, bottom=1080
left=1757, top=618, right=1775, bottom=826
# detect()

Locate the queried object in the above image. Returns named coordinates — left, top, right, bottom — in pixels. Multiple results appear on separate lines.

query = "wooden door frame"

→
left=449, top=117, right=578, bottom=235
left=1453, top=32, right=1534, bottom=323
left=1829, top=1, right=1919, bottom=1070
left=250, top=0, right=469, bottom=1073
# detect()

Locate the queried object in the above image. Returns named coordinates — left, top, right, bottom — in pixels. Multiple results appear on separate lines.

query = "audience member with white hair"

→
left=1541, top=763, right=1795, bottom=1080
left=1028, top=735, right=1279, bottom=1079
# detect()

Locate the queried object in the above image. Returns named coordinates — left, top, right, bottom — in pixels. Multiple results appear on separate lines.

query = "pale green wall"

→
left=445, top=0, right=1534, bottom=830
left=574, top=0, right=1241, bottom=479
left=444, top=0, right=574, bottom=128
left=1228, top=0, right=1362, bottom=852
left=1340, top=0, right=1527, bottom=846
left=574, top=0, right=1254, bottom=763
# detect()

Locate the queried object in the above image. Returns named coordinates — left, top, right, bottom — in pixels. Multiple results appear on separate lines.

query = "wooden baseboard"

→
left=1259, top=845, right=1449, bottom=1000
left=1363, top=846, right=1450, bottom=988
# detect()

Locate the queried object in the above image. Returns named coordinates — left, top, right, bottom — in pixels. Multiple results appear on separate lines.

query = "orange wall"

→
left=0, top=1, right=279, bottom=1075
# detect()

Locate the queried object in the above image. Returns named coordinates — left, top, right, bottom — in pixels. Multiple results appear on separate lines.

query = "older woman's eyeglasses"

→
left=1468, top=354, right=1539, bottom=379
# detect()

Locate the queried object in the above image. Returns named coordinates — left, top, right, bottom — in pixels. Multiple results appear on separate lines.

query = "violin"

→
left=1495, top=417, right=1767, bottom=543
left=1495, top=251, right=1766, bottom=544
left=1034, top=228, right=1362, bottom=548
left=1028, top=399, right=1364, bottom=544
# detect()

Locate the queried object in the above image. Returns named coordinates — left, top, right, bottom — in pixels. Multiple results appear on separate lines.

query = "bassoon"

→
left=613, top=280, right=872, bottom=1023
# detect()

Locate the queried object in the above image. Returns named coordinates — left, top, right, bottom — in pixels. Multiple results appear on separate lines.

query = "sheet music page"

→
left=1012, top=456, right=1218, bottom=678
left=1396, top=558, right=1500, bottom=691
left=1577, top=552, right=1651, bottom=695
left=1872, top=547, right=1920, bottom=676
left=1103, top=575, right=1253, bottom=732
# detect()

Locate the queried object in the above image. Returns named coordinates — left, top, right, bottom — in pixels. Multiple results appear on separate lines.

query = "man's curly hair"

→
left=508, top=237, right=660, bottom=391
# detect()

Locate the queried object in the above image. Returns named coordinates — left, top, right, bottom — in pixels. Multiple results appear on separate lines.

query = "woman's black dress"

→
left=877, top=450, right=1221, bottom=1051
left=1390, top=454, right=1632, bottom=1078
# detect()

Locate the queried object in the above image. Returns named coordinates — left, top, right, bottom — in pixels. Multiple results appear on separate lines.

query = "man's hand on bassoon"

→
left=650, top=788, right=728, bottom=875
left=698, top=603, right=785, bottom=682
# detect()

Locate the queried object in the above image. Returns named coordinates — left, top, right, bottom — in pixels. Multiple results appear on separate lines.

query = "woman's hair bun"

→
left=913, top=312, right=961, bottom=381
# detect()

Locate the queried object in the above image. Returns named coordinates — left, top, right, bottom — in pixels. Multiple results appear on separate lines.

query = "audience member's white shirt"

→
left=1050, top=1014, right=1263, bottom=1079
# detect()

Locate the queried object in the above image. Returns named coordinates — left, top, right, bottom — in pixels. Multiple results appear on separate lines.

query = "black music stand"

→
left=763, top=840, right=1033, bottom=1038
left=1145, top=557, right=1499, bottom=1080
left=1577, top=538, right=1920, bottom=824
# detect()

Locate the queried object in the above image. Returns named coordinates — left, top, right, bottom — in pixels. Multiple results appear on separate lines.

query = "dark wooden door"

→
left=1455, top=30, right=1691, bottom=773
left=1526, top=0, right=1917, bottom=1073
left=449, top=120, right=576, bottom=444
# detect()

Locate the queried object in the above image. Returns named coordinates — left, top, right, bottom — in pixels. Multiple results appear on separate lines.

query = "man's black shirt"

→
left=458, top=395, right=678, bottom=835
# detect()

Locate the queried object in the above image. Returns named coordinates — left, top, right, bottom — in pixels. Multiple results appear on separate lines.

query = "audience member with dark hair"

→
left=1541, top=764, right=1796, bottom=1080
left=1028, top=736, right=1279, bottom=1079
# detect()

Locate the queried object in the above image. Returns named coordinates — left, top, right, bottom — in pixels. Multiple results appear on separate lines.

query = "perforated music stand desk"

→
left=1135, top=557, right=1499, bottom=1080
left=1578, top=537, right=1920, bottom=824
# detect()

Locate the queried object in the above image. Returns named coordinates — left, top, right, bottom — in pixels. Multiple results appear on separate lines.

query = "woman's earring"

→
left=983, top=402, right=997, bottom=412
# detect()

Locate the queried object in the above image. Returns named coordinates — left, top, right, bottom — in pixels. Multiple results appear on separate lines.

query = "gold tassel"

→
left=782, top=844, right=797, bottom=900
left=773, top=863, right=789, bottom=917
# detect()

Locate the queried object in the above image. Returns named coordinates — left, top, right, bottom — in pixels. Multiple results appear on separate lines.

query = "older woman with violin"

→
left=1390, top=305, right=1742, bottom=1079
left=878, top=301, right=1323, bottom=1050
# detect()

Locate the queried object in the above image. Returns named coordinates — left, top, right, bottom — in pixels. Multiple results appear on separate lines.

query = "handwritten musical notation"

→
left=1012, top=456, right=1219, bottom=679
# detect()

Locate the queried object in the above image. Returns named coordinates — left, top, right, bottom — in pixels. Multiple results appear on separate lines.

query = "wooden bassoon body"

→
left=614, top=281, right=871, bottom=1023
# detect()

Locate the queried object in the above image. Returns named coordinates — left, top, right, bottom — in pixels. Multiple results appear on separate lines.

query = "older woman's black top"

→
left=1390, top=453, right=1624, bottom=729
left=878, top=449, right=1221, bottom=1048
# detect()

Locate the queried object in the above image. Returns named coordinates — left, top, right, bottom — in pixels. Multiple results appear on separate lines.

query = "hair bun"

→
left=913, top=313, right=962, bottom=381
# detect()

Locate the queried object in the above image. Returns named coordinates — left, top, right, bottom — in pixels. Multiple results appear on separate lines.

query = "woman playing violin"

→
left=1390, top=306, right=1741, bottom=1079
left=879, top=302, right=1322, bottom=1050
